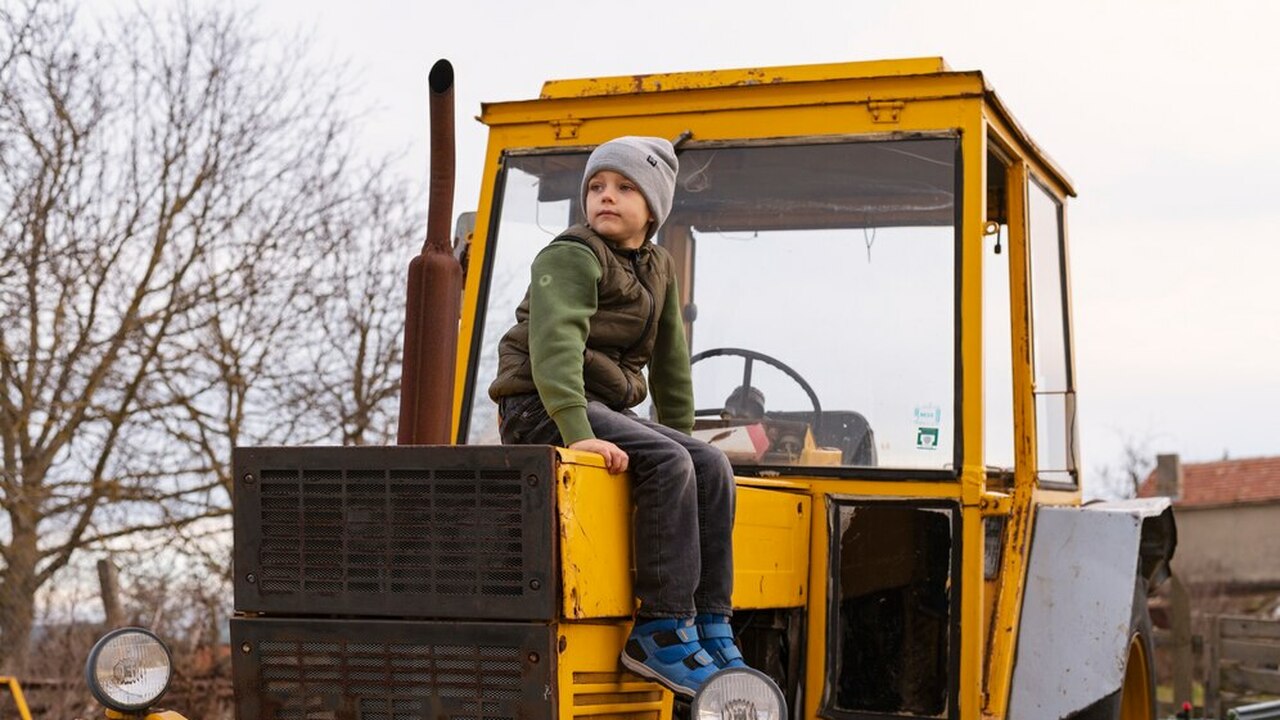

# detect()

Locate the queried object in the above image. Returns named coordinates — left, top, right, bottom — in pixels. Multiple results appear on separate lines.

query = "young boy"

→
left=488, top=136, right=746, bottom=697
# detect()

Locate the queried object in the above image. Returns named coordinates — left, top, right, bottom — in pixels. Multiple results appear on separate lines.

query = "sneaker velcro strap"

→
left=682, top=648, right=714, bottom=669
left=652, top=630, right=681, bottom=646
left=717, top=644, right=744, bottom=663
left=652, top=627, right=700, bottom=647
left=699, top=622, right=734, bottom=640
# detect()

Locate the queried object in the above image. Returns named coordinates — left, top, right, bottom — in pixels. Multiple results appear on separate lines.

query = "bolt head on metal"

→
left=241, top=642, right=251, bottom=654
left=243, top=473, right=255, bottom=485
left=529, top=579, right=541, bottom=590
left=246, top=573, right=256, bottom=584
left=527, top=474, right=538, bottom=487
left=528, top=652, right=540, bottom=664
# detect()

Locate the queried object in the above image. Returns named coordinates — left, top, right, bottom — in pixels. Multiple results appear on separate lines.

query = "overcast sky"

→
left=93, top=0, right=1280, bottom=482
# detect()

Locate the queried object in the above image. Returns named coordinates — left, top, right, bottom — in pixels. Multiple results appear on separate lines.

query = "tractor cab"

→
left=460, top=57, right=1075, bottom=489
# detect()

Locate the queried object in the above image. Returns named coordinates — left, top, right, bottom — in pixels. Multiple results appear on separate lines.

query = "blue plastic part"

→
left=621, top=617, right=719, bottom=697
left=695, top=614, right=748, bottom=669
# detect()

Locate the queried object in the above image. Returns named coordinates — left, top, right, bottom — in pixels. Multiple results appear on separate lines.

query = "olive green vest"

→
left=488, top=224, right=674, bottom=409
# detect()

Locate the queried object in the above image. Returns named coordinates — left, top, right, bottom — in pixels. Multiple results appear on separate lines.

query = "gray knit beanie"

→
left=581, top=136, right=678, bottom=240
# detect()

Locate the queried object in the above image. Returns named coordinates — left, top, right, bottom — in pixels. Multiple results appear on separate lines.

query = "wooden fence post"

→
left=97, top=558, right=123, bottom=629
left=1207, top=615, right=1222, bottom=719
left=1169, top=573, right=1194, bottom=710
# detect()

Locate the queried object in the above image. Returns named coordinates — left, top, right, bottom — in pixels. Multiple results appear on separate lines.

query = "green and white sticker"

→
left=913, top=405, right=942, bottom=426
left=914, top=404, right=941, bottom=450
left=916, top=427, right=940, bottom=450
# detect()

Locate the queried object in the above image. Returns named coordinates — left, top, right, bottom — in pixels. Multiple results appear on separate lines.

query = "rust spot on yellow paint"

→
left=570, top=582, right=583, bottom=618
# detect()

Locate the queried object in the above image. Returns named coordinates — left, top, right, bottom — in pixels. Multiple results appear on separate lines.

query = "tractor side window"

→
left=1028, top=178, right=1076, bottom=485
left=984, top=152, right=1015, bottom=473
left=465, top=155, right=587, bottom=444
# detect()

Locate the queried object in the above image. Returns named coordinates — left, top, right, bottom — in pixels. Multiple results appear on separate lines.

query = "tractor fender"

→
left=1007, top=498, right=1176, bottom=719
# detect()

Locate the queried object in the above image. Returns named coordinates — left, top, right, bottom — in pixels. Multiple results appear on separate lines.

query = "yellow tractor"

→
left=228, top=57, right=1175, bottom=720
left=1, top=676, right=33, bottom=720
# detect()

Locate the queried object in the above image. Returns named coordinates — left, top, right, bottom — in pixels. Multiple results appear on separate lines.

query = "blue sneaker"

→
left=695, top=613, right=748, bottom=668
left=620, top=617, right=719, bottom=698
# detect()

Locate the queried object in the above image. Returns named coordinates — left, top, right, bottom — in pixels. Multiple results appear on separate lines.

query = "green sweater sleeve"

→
left=648, top=275, right=694, bottom=434
left=528, top=242, right=601, bottom=445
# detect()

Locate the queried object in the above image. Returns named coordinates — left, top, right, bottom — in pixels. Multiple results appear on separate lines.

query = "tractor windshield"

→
left=467, top=137, right=959, bottom=472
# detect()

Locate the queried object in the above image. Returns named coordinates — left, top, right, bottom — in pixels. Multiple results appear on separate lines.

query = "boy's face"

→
left=585, top=170, right=652, bottom=249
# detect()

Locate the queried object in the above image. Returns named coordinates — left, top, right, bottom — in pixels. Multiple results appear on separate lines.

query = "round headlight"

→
left=84, top=627, right=173, bottom=712
left=692, top=667, right=787, bottom=720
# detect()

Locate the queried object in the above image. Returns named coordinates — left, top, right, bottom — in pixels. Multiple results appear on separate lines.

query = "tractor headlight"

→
left=85, top=627, right=173, bottom=712
left=692, top=668, right=787, bottom=720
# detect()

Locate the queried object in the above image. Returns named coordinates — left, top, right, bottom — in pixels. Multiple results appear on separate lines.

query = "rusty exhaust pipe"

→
left=398, top=58, right=462, bottom=445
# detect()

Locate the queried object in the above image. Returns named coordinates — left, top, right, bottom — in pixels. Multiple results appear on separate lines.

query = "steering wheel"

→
left=689, top=347, right=823, bottom=436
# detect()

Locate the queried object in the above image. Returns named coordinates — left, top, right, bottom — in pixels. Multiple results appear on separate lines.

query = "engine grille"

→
left=234, top=445, right=557, bottom=620
left=233, top=618, right=553, bottom=720
left=570, top=670, right=663, bottom=720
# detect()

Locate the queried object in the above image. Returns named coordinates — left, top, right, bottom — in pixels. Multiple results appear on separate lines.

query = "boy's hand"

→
left=569, top=439, right=629, bottom=473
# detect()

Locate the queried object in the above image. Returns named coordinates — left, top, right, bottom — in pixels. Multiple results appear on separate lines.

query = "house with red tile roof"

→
left=1138, top=455, right=1280, bottom=590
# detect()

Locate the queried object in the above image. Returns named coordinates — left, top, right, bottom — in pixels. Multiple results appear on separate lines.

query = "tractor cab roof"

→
left=480, top=56, right=1074, bottom=198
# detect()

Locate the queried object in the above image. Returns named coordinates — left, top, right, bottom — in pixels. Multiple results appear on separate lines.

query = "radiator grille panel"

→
left=235, top=446, right=556, bottom=619
left=569, top=670, right=665, bottom=720
left=258, top=468, right=523, bottom=596
left=234, top=618, right=549, bottom=720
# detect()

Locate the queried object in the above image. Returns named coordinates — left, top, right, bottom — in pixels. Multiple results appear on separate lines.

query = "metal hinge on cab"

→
left=551, top=119, right=582, bottom=140
left=868, top=101, right=905, bottom=124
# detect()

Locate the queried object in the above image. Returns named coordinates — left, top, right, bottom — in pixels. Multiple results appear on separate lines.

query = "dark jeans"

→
left=498, top=393, right=735, bottom=618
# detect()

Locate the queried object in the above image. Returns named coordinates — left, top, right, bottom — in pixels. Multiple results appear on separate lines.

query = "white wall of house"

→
left=1171, top=502, right=1280, bottom=587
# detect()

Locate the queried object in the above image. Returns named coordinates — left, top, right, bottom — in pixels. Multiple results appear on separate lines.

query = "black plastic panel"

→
left=232, top=617, right=554, bottom=720
left=234, top=445, right=557, bottom=620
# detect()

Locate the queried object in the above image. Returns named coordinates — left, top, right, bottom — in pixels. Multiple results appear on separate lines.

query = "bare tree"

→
left=1090, top=434, right=1157, bottom=500
left=274, top=168, right=415, bottom=446
left=0, top=1, right=414, bottom=670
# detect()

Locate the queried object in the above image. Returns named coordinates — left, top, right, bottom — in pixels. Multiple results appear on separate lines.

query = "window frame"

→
left=1026, top=173, right=1078, bottom=488
left=457, top=137, right=966, bottom=480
